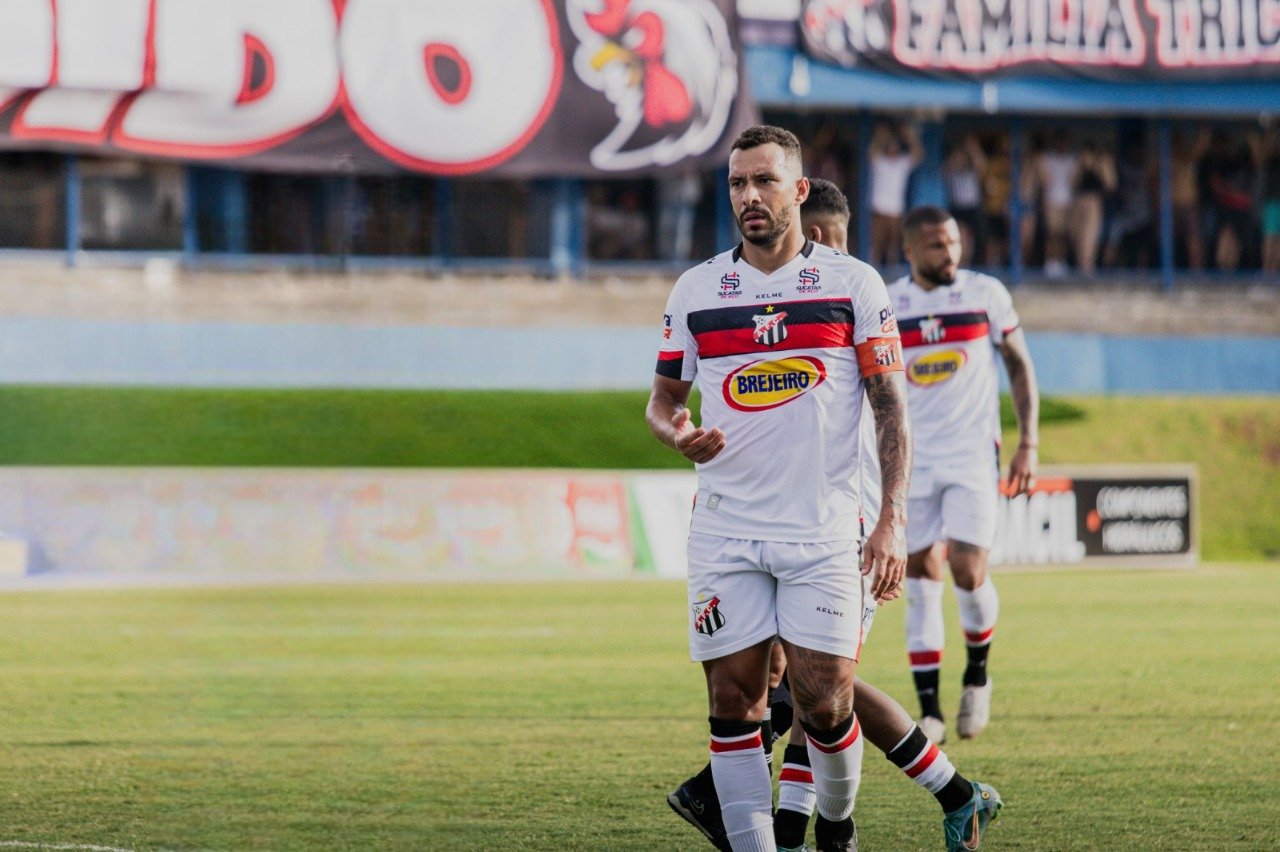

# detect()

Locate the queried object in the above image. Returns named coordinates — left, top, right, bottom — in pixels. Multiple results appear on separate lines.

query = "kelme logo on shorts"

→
left=723, top=356, right=826, bottom=411
left=908, top=350, right=967, bottom=386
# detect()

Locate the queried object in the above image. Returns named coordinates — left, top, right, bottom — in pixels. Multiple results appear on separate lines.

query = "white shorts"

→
left=906, top=463, right=1000, bottom=554
left=686, top=532, right=876, bottom=663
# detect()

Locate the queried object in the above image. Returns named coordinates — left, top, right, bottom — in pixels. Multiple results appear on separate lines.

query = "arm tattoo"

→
left=1000, top=336, right=1040, bottom=445
left=865, top=372, right=911, bottom=520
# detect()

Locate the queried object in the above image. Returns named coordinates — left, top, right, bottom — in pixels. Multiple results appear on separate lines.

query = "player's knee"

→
left=707, top=679, right=766, bottom=721
left=792, top=685, right=854, bottom=731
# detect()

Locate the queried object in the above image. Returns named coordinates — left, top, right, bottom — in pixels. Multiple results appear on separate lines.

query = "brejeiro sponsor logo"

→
left=907, top=349, right=967, bottom=386
left=723, top=356, right=826, bottom=411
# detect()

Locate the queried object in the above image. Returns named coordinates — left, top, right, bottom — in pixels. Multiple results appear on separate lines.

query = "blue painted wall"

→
left=0, top=318, right=1274, bottom=394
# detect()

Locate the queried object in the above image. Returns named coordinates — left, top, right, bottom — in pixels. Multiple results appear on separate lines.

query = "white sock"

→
left=710, top=722, right=776, bottom=851
left=804, top=715, right=865, bottom=822
left=777, top=740, right=816, bottom=816
left=905, top=577, right=946, bottom=670
left=955, top=579, right=999, bottom=645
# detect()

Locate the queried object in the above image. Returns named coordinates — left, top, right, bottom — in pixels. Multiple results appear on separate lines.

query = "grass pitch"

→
left=1, top=564, right=1277, bottom=850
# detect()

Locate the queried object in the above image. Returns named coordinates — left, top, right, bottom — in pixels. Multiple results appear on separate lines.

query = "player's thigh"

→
left=906, top=487, right=945, bottom=555
left=771, top=539, right=871, bottom=663
left=938, top=467, right=999, bottom=552
left=686, top=532, right=777, bottom=663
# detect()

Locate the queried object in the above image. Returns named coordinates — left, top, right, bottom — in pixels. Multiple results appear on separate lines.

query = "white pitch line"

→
left=0, top=842, right=136, bottom=852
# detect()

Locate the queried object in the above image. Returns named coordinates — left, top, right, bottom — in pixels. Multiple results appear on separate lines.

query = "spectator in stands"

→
left=980, top=134, right=1012, bottom=267
left=588, top=185, right=651, bottom=261
left=1036, top=132, right=1078, bottom=277
left=1070, top=141, right=1115, bottom=275
left=944, top=133, right=987, bottom=266
left=1261, top=128, right=1280, bottom=274
left=868, top=120, right=923, bottom=267
left=656, top=167, right=703, bottom=262
left=1171, top=128, right=1210, bottom=271
left=1103, top=142, right=1156, bottom=269
left=1200, top=130, right=1262, bottom=271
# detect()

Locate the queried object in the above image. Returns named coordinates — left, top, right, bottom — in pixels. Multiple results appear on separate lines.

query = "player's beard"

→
left=917, top=261, right=958, bottom=286
left=739, top=204, right=792, bottom=246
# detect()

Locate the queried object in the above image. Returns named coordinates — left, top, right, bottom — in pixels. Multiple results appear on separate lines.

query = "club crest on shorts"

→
left=693, top=595, right=725, bottom=636
left=752, top=308, right=788, bottom=346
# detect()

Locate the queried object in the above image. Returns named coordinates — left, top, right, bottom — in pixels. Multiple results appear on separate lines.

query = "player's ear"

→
left=795, top=176, right=810, bottom=206
left=806, top=223, right=823, bottom=242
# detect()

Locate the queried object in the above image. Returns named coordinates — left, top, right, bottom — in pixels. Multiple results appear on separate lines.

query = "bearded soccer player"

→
left=666, top=177, right=1005, bottom=852
left=886, top=205, right=1040, bottom=746
left=648, top=128, right=999, bottom=852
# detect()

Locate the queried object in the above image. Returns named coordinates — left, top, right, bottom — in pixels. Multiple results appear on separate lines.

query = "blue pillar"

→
left=1009, top=117, right=1025, bottom=286
left=64, top=154, right=81, bottom=267
left=223, top=170, right=248, bottom=255
left=909, top=120, right=947, bottom=209
left=549, top=177, right=585, bottom=276
left=857, top=111, right=873, bottom=262
left=435, top=178, right=453, bottom=264
left=715, top=167, right=736, bottom=252
left=182, top=165, right=198, bottom=262
left=1157, top=120, right=1175, bottom=293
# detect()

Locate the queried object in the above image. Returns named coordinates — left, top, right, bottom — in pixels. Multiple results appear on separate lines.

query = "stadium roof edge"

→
left=747, top=45, right=1280, bottom=119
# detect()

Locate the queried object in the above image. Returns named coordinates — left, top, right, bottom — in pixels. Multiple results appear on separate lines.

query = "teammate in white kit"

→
left=885, top=206, right=1040, bottom=745
left=649, top=129, right=1002, bottom=852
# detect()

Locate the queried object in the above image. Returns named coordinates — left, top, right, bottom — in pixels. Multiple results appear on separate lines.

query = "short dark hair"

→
left=902, top=205, right=955, bottom=237
left=801, top=178, right=849, bottom=222
left=731, top=125, right=803, bottom=167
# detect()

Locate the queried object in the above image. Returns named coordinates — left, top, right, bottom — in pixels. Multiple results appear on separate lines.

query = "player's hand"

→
left=671, top=409, right=725, bottom=464
left=1007, top=444, right=1038, bottom=496
left=862, top=518, right=906, bottom=603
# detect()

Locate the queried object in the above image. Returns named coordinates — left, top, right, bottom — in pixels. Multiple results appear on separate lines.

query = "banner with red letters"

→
left=801, top=0, right=1280, bottom=80
left=0, top=0, right=756, bottom=176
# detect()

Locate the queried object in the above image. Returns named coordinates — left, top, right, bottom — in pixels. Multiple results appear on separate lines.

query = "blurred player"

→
left=886, top=206, right=1040, bottom=745
left=662, top=170, right=1003, bottom=851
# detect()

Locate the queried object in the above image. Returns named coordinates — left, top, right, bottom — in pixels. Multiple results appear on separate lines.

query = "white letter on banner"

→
left=340, top=0, right=563, bottom=173
left=9, top=0, right=151, bottom=143
left=0, top=0, right=54, bottom=88
left=115, top=0, right=339, bottom=156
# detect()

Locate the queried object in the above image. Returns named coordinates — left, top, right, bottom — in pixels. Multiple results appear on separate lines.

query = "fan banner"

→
left=800, top=0, right=1280, bottom=80
left=0, top=0, right=757, bottom=177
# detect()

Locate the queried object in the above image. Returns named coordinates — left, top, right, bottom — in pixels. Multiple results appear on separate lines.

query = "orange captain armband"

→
left=855, top=336, right=905, bottom=377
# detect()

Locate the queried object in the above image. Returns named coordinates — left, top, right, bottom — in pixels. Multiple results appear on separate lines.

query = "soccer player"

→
left=649, top=126, right=1000, bottom=852
left=886, top=205, right=1040, bottom=745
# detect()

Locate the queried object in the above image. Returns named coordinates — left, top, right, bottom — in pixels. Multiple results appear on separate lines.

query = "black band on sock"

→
left=913, top=669, right=943, bottom=719
left=774, top=808, right=810, bottom=847
left=963, top=644, right=991, bottom=687
left=782, top=742, right=811, bottom=767
left=886, top=725, right=931, bottom=770
left=709, top=717, right=760, bottom=739
left=799, top=713, right=853, bottom=747
left=936, top=773, right=976, bottom=813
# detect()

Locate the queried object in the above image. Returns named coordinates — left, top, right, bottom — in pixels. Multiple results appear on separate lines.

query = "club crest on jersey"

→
left=723, top=356, right=826, bottom=412
left=908, top=350, right=968, bottom=386
left=752, top=309, right=788, bottom=346
left=720, top=272, right=742, bottom=298
left=693, top=595, right=725, bottom=636
left=919, top=316, right=945, bottom=344
left=797, top=266, right=821, bottom=293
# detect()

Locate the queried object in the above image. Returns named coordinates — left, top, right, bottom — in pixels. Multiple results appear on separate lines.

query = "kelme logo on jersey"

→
left=908, top=350, right=968, bottom=386
left=723, top=356, right=827, bottom=411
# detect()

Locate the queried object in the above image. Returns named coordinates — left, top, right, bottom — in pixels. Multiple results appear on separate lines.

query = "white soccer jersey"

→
left=885, top=269, right=1019, bottom=471
left=656, top=241, right=903, bottom=542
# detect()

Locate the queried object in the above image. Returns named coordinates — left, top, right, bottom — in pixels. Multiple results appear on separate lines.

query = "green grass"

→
left=0, top=567, right=1277, bottom=850
left=0, top=386, right=1274, bottom=560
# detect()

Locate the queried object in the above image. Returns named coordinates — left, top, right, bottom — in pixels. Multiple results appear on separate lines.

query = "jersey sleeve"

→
left=987, top=278, right=1020, bottom=344
left=850, top=265, right=905, bottom=378
left=655, top=283, right=697, bottom=382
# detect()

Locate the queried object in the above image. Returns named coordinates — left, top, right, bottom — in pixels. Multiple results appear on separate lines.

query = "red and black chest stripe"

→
left=687, top=298, right=855, bottom=359
left=898, top=311, right=989, bottom=349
